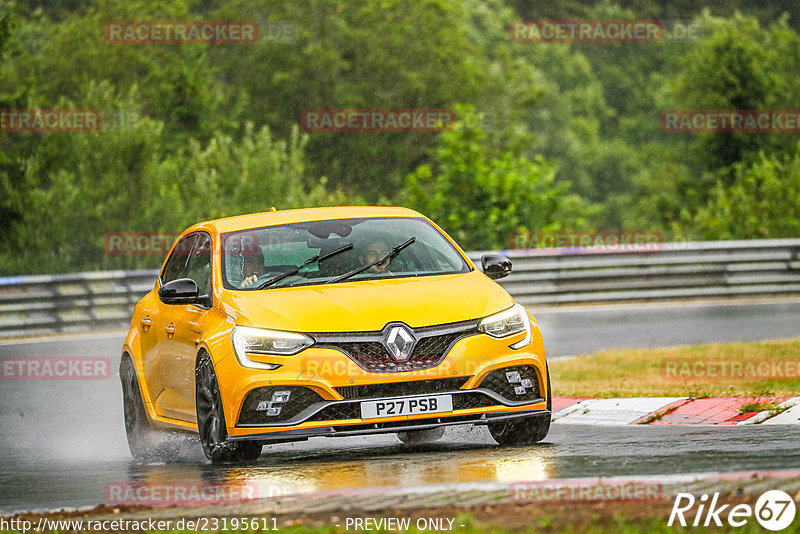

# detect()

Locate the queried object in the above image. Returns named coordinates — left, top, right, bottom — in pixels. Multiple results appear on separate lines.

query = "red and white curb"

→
left=551, top=396, right=800, bottom=425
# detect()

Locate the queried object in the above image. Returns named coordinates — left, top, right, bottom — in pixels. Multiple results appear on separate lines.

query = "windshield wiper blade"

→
left=326, top=237, right=416, bottom=284
left=255, top=243, right=353, bottom=290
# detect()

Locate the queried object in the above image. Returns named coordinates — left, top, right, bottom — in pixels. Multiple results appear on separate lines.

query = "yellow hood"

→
left=218, top=270, right=514, bottom=332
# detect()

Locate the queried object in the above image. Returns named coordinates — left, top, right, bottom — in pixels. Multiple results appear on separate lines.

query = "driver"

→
left=230, top=232, right=267, bottom=288
left=240, top=248, right=266, bottom=288
left=358, top=238, right=392, bottom=274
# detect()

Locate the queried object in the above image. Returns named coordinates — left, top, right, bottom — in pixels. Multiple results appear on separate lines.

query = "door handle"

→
left=165, top=324, right=175, bottom=336
left=140, top=317, right=151, bottom=328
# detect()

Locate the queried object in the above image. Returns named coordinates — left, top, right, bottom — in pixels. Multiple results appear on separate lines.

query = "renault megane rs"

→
left=120, top=206, right=551, bottom=462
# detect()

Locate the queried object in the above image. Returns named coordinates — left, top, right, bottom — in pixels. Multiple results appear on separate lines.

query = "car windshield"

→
left=221, top=217, right=470, bottom=290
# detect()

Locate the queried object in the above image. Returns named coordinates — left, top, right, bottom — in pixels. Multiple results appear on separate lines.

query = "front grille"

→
left=478, top=365, right=541, bottom=402
left=312, top=319, right=480, bottom=373
left=452, top=392, right=500, bottom=410
left=335, top=377, right=470, bottom=400
left=309, top=403, right=360, bottom=421
left=332, top=341, right=393, bottom=366
left=238, top=386, right=324, bottom=425
left=325, top=331, right=467, bottom=372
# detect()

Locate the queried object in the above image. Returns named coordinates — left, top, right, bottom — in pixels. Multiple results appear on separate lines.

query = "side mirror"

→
left=158, top=278, right=200, bottom=305
left=481, top=254, right=512, bottom=280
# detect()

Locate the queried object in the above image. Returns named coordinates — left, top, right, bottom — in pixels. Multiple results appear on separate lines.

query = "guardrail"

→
left=1, top=239, right=799, bottom=338
left=0, top=270, right=158, bottom=338
left=473, top=238, right=800, bottom=306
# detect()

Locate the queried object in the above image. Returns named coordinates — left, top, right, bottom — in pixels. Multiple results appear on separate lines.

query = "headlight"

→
left=478, top=303, right=532, bottom=349
left=231, top=326, right=314, bottom=369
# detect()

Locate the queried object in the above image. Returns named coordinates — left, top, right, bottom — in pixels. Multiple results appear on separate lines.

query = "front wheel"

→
left=195, top=352, right=261, bottom=463
left=120, top=356, right=181, bottom=462
left=488, top=413, right=550, bottom=445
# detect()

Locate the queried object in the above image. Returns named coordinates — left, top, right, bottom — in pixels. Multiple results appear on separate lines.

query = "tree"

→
left=400, top=107, right=594, bottom=250
left=669, top=13, right=800, bottom=179
left=0, top=81, right=350, bottom=274
left=208, top=0, right=545, bottom=198
left=638, top=13, right=800, bottom=235
left=674, top=145, right=800, bottom=240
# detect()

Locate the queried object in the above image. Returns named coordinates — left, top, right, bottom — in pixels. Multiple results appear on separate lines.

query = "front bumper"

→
left=213, top=319, right=548, bottom=440
left=228, top=408, right=550, bottom=443
left=236, top=363, right=544, bottom=426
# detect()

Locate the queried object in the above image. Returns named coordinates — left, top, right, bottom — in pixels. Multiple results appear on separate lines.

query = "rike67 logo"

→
left=669, top=490, right=796, bottom=531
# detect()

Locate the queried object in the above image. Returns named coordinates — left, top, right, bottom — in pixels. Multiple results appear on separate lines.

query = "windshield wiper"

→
left=326, top=237, right=416, bottom=284
left=255, top=243, right=353, bottom=290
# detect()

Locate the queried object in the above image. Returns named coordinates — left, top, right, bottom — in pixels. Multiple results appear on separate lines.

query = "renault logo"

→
left=384, top=325, right=416, bottom=362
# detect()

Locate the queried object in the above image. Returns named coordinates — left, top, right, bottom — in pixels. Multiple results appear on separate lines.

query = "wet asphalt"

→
left=1, top=298, right=798, bottom=515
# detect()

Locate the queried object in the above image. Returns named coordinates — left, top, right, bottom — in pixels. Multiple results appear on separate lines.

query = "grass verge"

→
left=549, top=337, right=800, bottom=398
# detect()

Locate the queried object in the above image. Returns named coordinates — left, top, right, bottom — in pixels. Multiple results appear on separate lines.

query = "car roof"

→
left=193, top=206, right=425, bottom=234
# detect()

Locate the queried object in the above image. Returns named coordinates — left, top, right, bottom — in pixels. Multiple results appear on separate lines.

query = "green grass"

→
left=550, top=338, right=800, bottom=398
left=739, top=401, right=779, bottom=413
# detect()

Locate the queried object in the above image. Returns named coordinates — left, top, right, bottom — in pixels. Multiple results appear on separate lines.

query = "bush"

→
left=400, top=107, right=594, bottom=250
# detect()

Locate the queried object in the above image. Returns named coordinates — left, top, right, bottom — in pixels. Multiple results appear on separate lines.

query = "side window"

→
left=184, top=234, right=213, bottom=297
left=161, top=234, right=198, bottom=284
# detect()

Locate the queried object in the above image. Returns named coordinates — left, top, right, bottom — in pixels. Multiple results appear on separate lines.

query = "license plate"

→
left=360, top=395, right=453, bottom=419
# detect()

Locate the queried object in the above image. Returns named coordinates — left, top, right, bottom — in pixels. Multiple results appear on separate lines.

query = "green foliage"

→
left=669, top=13, right=800, bottom=173
left=152, top=123, right=355, bottom=225
left=1, top=1, right=800, bottom=275
left=674, top=145, right=800, bottom=240
left=0, top=82, right=351, bottom=274
left=637, top=13, right=800, bottom=236
left=208, top=0, right=493, bottom=197
left=401, top=108, right=594, bottom=250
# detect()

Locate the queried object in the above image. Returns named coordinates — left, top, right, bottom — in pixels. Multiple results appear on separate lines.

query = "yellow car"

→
left=120, top=206, right=551, bottom=463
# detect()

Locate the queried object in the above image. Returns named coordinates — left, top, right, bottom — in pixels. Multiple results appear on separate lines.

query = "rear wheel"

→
left=488, top=364, right=552, bottom=446
left=396, top=427, right=445, bottom=444
left=195, top=352, right=261, bottom=463
left=120, top=356, right=181, bottom=462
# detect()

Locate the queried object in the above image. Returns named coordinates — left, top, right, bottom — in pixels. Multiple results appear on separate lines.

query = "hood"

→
left=218, top=270, right=514, bottom=332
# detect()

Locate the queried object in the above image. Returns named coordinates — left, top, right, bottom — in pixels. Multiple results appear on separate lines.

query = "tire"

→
left=195, top=352, right=262, bottom=463
left=488, top=413, right=550, bottom=445
left=488, top=363, right=552, bottom=446
left=396, top=427, right=445, bottom=444
left=120, top=356, right=181, bottom=462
